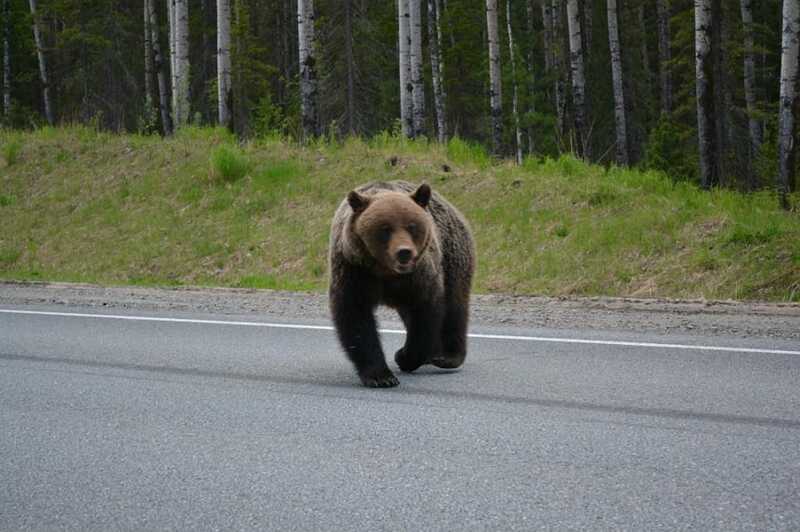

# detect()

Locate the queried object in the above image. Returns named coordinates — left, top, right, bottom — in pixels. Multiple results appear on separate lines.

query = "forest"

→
left=1, top=0, right=799, bottom=208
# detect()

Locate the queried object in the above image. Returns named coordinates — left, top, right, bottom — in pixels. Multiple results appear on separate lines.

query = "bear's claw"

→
left=358, top=366, right=400, bottom=388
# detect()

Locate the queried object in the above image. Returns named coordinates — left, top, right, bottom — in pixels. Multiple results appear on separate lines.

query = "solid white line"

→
left=1, top=308, right=799, bottom=357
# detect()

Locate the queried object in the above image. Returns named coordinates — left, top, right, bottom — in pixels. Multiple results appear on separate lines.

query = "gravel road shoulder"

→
left=2, top=281, right=799, bottom=342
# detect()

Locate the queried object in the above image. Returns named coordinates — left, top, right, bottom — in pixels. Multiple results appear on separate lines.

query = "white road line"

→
left=1, top=308, right=799, bottom=356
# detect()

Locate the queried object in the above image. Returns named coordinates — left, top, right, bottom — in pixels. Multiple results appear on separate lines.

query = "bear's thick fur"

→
left=328, top=180, right=475, bottom=387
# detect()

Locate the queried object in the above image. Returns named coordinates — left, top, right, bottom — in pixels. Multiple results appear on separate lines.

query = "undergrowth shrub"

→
left=210, top=144, right=249, bottom=183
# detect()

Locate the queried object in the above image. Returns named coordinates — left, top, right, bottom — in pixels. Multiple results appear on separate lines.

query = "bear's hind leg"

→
left=394, top=306, right=443, bottom=373
left=432, top=295, right=469, bottom=369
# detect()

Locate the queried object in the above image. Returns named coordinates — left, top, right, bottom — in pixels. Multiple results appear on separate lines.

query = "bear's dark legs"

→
left=394, top=305, right=443, bottom=373
left=330, top=268, right=398, bottom=387
left=432, top=292, right=469, bottom=369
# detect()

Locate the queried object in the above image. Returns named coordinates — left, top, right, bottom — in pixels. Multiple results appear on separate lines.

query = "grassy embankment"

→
left=1, top=126, right=799, bottom=301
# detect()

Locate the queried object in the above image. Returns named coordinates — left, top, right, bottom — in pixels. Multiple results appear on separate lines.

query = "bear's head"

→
left=347, top=183, right=433, bottom=275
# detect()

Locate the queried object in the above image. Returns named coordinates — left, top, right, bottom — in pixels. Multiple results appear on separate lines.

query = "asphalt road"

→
left=1, top=303, right=799, bottom=531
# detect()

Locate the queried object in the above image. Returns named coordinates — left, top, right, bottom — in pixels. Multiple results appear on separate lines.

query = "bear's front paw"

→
left=358, top=366, right=400, bottom=388
left=394, top=347, right=426, bottom=373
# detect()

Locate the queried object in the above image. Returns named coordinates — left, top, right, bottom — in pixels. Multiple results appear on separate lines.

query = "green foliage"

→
left=644, top=114, right=697, bottom=182
left=2, top=138, right=21, bottom=165
left=210, top=144, right=249, bottom=183
left=446, top=137, right=491, bottom=168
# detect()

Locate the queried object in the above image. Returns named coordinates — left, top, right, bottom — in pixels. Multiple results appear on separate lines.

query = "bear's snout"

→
left=396, top=248, right=414, bottom=265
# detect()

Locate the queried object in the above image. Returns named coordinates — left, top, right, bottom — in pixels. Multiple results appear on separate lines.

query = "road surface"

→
left=1, top=287, right=799, bottom=530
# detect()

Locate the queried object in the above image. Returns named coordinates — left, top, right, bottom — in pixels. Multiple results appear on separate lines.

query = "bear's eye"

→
left=407, top=223, right=417, bottom=236
left=378, top=225, right=392, bottom=242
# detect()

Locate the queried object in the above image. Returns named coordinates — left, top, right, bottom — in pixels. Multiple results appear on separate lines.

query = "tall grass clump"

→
left=210, top=144, right=249, bottom=183
left=446, top=136, right=491, bottom=168
left=2, top=138, right=21, bottom=166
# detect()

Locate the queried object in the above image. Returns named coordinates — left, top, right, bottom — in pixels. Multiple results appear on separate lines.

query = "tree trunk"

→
left=507, top=0, right=523, bottom=164
left=525, top=0, right=536, bottom=154
left=607, top=0, right=628, bottom=166
left=174, top=0, right=190, bottom=127
left=541, top=0, right=553, bottom=72
left=778, top=0, right=800, bottom=208
left=298, top=0, right=319, bottom=139
left=638, top=5, right=652, bottom=99
left=345, top=0, right=355, bottom=135
left=428, top=0, right=447, bottom=142
left=3, top=0, right=10, bottom=118
left=486, top=0, right=503, bottom=155
left=144, top=0, right=155, bottom=120
left=168, top=0, right=177, bottom=124
left=711, top=0, right=727, bottom=184
left=566, top=0, right=589, bottom=159
left=148, top=0, right=173, bottom=135
left=695, top=0, right=718, bottom=189
left=656, top=0, right=673, bottom=114
left=217, top=0, right=232, bottom=129
left=398, top=0, right=413, bottom=137
left=29, top=0, right=54, bottom=125
left=582, top=0, right=592, bottom=62
left=740, top=0, right=761, bottom=188
left=409, top=0, right=425, bottom=137
left=550, top=0, right=566, bottom=142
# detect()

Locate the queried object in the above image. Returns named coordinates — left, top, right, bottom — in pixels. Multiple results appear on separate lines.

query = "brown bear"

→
left=328, top=180, right=475, bottom=387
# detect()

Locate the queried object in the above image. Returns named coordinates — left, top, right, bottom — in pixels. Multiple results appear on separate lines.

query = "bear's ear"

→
left=347, top=190, right=370, bottom=214
left=411, top=183, right=431, bottom=209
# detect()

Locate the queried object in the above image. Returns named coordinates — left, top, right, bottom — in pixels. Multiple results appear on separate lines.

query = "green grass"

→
left=1, top=126, right=799, bottom=301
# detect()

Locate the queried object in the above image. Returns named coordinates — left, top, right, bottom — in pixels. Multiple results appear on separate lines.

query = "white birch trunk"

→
left=174, top=0, right=190, bottom=127
left=217, top=0, right=232, bottom=129
left=607, top=0, right=628, bottom=166
left=778, top=0, right=800, bottom=206
left=298, top=0, right=319, bottom=138
left=3, top=0, right=10, bottom=118
left=486, top=0, right=502, bottom=155
left=656, top=0, right=672, bottom=114
left=29, top=0, right=54, bottom=125
left=428, top=0, right=447, bottom=142
left=409, top=0, right=425, bottom=137
left=398, top=0, right=413, bottom=137
left=566, top=0, right=588, bottom=159
left=695, top=0, right=716, bottom=188
left=168, top=0, right=177, bottom=124
left=507, top=0, right=523, bottom=164
left=739, top=0, right=761, bottom=187
left=148, top=0, right=172, bottom=135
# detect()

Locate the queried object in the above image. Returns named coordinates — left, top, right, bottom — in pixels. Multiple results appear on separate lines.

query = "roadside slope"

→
left=1, top=126, right=798, bottom=301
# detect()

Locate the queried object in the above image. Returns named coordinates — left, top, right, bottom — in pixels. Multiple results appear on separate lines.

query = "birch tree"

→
left=398, top=0, right=413, bottom=138
left=695, top=0, right=718, bottom=189
left=3, top=0, right=10, bottom=118
left=566, top=0, right=589, bottom=159
left=607, top=0, right=628, bottom=166
left=174, top=0, right=190, bottom=127
left=778, top=0, right=800, bottom=208
left=298, top=0, right=319, bottom=138
left=217, top=0, right=232, bottom=129
left=486, top=0, right=502, bottom=155
left=409, top=0, right=425, bottom=137
left=656, top=0, right=673, bottom=114
left=506, top=0, right=523, bottom=164
left=29, top=0, right=54, bottom=125
left=428, top=0, right=447, bottom=142
left=740, top=0, right=761, bottom=187
left=168, top=0, right=177, bottom=123
left=148, top=0, right=172, bottom=135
